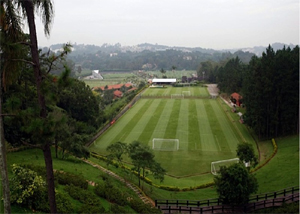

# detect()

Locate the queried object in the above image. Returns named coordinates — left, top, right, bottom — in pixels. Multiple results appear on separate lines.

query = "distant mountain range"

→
left=46, top=42, right=296, bottom=57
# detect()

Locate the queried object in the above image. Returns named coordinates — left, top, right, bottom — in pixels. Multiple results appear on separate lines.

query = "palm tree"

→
left=19, top=1, right=57, bottom=212
left=1, top=0, right=57, bottom=212
left=0, top=1, right=25, bottom=212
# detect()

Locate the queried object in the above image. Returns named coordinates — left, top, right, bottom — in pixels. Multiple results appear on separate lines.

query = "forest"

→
left=198, top=45, right=299, bottom=138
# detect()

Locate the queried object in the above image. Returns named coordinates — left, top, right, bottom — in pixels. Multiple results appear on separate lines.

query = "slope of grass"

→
left=254, top=135, right=299, bottom=193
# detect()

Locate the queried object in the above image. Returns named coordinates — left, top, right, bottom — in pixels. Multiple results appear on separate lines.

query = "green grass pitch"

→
left=91, top=87, right=246, bottom=179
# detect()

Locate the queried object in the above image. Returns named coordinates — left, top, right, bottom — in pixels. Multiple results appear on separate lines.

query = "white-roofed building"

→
left=152, top=78, right=177, bottom=84
left=92, top=70, right=103, bottom=79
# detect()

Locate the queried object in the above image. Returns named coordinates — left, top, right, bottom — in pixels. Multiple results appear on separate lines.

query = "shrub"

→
left=130, top=199, right=161, bottom=213
left=56, top=192, right=74, bottom=214
left=94, top=182, right=128, bottom=206
left=64, top=184, right=101, bottom=206
left=10, top=164, right=47, bottom=208
left=110, top=204, right=130, bottom=214
left=78, top=204, right=105, bottom=214
left=54, top=171, right=88, bottom=189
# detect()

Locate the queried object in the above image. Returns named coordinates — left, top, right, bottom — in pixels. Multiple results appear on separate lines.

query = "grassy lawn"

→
left=142, top=85, right=209, bottom=97
left=4, top=134, right=298, bottom=206
left=254, top=135, right=299, bottom=193
left=83, top=72, right=137, bottom=88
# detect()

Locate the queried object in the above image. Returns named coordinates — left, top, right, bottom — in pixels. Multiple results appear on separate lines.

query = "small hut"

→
left=230, top=92, right=243, bottom=107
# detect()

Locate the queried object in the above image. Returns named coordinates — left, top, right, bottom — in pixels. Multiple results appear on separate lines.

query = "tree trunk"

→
left=23, top=1, right=57, bottom=213
left=0, top=72, right=11, bottom=214
left=43, top=143, right=57, bottom=213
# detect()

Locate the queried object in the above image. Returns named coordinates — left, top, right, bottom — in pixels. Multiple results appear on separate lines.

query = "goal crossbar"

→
left=152, top=138, right=179, bottom=151
left=211, top=158, right=239, bottom=175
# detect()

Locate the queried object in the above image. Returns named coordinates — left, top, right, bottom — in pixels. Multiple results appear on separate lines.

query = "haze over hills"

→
left=46, top=42, right=296, bottom=56
left=43, top=42, right=297, bottom=71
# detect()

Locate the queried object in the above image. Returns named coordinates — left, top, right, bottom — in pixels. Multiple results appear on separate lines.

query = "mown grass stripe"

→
left=150, top=99, right=174, bottom=140
left=93, top=99, right=150, bottom=150
left=209, top=99, right=240, bottom=151
left=188, top=99, right=201, bottom=150
left=123, top=99, right=161, bottom=144
left=177, top=100, right=189, bottom=150
left=137, top=99, right=167, bottom=147
left=164, top=99, right=180, bottom=139
left=203, top=99, right=230, bottom=152
left=106, top=99, right=153, bottom=145
left=195, top=100, right=217, bottom=151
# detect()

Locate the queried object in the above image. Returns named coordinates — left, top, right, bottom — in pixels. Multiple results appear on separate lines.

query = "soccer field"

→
left=91, top=93, right=244, bottom=177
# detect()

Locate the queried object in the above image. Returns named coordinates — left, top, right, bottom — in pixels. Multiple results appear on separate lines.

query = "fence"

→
left=155, top=186, right=299, bottom=213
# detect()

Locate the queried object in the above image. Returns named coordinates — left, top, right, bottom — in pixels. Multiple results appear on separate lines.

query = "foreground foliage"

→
left=214, top=163, right=258, bottom=205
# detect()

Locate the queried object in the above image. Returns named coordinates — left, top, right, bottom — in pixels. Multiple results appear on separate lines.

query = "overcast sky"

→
left=33, top=0, right=299, bottom=49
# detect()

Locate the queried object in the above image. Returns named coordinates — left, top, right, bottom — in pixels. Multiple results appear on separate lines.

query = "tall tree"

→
left=242, top=45, right=299, bottom=138
left=0, top=1, right=26, bottom=212
left=127, top=141, right=166, bottom=188
left=2, top=0, right=59, bottom=212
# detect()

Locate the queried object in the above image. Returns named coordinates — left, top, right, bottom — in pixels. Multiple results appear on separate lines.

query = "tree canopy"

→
left=214, top=163, right=258, bottom=205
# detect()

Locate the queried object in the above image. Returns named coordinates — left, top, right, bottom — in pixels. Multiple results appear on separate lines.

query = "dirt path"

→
left=81, top=159, right=155, bottom=206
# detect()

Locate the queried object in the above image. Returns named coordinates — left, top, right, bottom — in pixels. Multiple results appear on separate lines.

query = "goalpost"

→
left=171, top=94, right=184, bottom=99
left=182, top=91, right=191, bottom=97
left=211, top=158, right=239, bottom=175
left=152, top=138, right=179, bottom=151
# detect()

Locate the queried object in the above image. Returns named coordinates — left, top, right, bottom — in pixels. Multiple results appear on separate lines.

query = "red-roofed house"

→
left=230, top=92, right=243, bottom=106
left=93, top=83, right=133, bottom=91
left=113, top=90, right=123, bottom=99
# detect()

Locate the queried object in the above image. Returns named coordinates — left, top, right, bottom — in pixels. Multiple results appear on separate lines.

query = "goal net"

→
left=182, top=91, right=191, bottom=96
left=171, top=94, right=184, bottom=99
left=211, top=158, right=239, bottom=175
left=152, top=138, right=179, bottom=151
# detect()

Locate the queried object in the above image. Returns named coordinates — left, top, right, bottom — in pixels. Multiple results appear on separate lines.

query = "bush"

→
left=54, top=171, right=88, bottom=189
left=130, top=199, right=161, bottom=213
left=64, top=184, right=101, bottom=206
left=94, top=182, right=128, bottom=206
left=78, top=204, right=105, bottom=214
left=56, top=192, right=74, bottom=214
left=110, top=204, right=130, bottom=214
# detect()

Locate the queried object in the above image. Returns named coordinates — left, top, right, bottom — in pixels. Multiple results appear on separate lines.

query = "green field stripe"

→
left=122, top=99, right=162, bottom=145
left=195, top=100, right=217, bottom=151
left=176, top=100, right=189, bottom=150
left=150, top=99, right=175, bottom=140
left=137, top=99, right=167, bottom=146
left=188, top=100, right=201, bottom=150
left=164, top=99, right=180, bottom=139
left=203, top=100, right=231, bottom=152
left=93, top=99, right=150, bottom=149
left=209, top=99, right=240, bottom=151
left=105, top=99, right=153, bottom=145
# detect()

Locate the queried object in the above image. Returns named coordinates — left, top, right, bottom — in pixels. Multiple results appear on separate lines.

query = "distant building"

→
left=93, top=83, right=133, bottom=91
left=152, top=78, right=177, bottom=85
left=92, top=70, right=103, bottom=79
left=230, top=92, right=243, bottom=106
left=113, top=90, right=123, bottom=99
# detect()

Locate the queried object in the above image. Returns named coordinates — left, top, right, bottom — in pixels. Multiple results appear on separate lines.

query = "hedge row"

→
left=250, top=138, right=278, bottom=173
